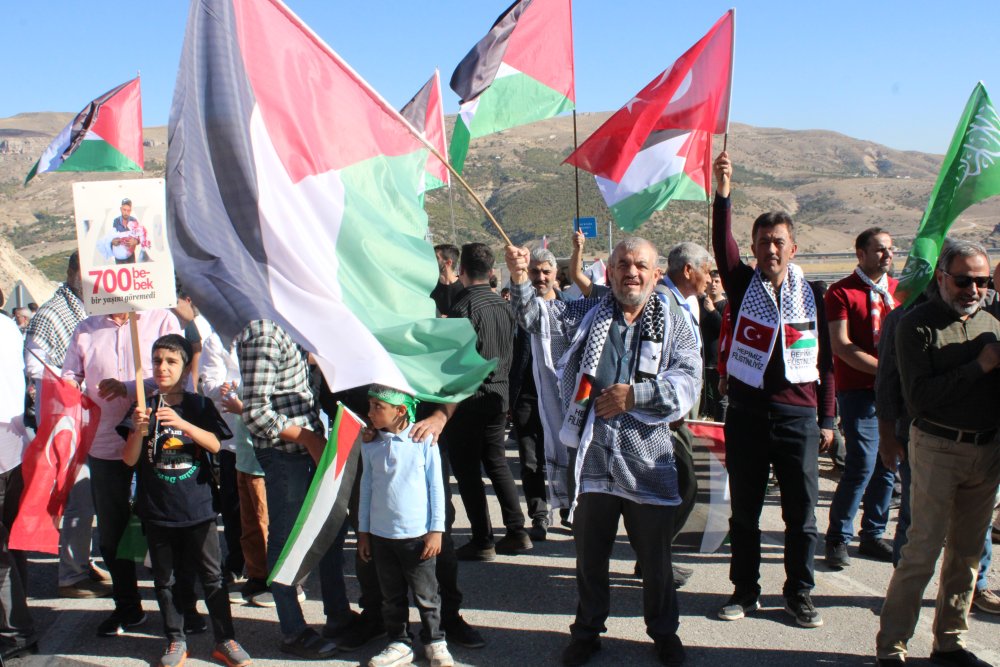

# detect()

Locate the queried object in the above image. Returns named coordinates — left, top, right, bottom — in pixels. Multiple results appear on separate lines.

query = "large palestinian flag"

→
left=167, top=0, right=495, bottom=402
left=565, top=10, right=733, bottom=231
left=270, top=403, right=363, bottom=586
left=400, top=70, right=449, bottom=193
left=449, top=0, right=575, bottom=174
left=25, top=77, right=143, bottom=184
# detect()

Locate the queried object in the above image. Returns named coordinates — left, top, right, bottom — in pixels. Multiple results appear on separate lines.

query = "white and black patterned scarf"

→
left=23, top=283, right=86, bottom=368
left=728, top=264, right=818, bottom=388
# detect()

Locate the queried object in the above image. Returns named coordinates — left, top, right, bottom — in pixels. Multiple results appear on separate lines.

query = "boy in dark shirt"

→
left=120, top=334, right=250, bottom=667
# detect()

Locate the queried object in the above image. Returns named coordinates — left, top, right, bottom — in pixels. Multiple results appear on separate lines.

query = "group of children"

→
left=124, top=334, right=451, bottom=667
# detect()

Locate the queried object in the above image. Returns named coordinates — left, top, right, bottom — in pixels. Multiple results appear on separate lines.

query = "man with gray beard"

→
left=876, top=240, right=1000, bottom=667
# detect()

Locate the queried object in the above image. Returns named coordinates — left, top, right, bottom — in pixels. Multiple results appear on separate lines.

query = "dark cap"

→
left=121, top=198, right=132, bottom=206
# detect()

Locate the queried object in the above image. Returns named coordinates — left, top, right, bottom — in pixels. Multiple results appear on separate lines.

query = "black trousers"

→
left=89, top=456, right=141, bottom=613
left=372, top=536, right=444, bottom=646
left=446, top=406, right=525, bottom=545
left=349, top=437, right=462, bottom=620
left=145, top=520, right=234, bottom=642
left=0, top=466, right=34, bottom=645
left=512, top=392, right=548, bottom=521
left=725, top=404, right=820, bottom=597
left=570, top=493, right=678, bottom=643
left=217, top=450, right=244, bottom=577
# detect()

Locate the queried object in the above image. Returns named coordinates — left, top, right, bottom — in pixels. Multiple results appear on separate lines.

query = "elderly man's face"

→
left=687, top=261, right=712, bottom=297
left=528, top=260, right=557, bottom=298
left=937, top=252, right=990, bottom=317
left=609, top=243, right=657, bottom=308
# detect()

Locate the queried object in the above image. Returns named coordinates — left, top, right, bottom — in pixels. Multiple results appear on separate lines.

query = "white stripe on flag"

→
left=249, top=106, right=413, bottom=393
left=595, top=131, right=690, bottom=206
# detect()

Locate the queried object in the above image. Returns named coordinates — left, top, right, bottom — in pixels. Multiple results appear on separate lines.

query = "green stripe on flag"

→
left=609, top=170, right=707, bottom=232
left=57, top=139, right=142, bottom=173
left=466, top=72, right=573, bottom=138
left=449, top=115, right=471, bottom=175
left=337, top=151, right=496, bottom=401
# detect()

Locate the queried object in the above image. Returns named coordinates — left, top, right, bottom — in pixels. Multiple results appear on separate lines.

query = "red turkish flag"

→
left=734, top=320, right=774, bottom=354
left=10, top=370, right=100, bottom=554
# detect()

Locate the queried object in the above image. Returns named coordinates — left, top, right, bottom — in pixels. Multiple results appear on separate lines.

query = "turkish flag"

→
left=734, top=320, right=774, bottom=354
left=10, top=369, right=100, bottom=554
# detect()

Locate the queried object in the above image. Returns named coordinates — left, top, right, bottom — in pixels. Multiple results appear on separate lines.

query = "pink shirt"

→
left=62, top=310, right=182, bottom=460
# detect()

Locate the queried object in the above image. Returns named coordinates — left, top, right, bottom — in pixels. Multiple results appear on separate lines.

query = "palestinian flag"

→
left=400, top=70, right=449, bottom=193
left=25, top=77, right=143, bottom=184
left=449, top=0, right=575, bottom=174
left=784, top=321, right=818, bottom=349
left=687, top=420, right=729, bottom=554
left=270, top=403, right=362, bottom=586
left=565, top=10, right=734, bottom=231
left=167, top=0, right=495, bottom=402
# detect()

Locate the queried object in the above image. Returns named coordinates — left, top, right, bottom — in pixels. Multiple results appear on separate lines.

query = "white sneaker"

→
left=425, top=641, right=454, bottom=667
left=249, top=591, right=275, bottom=607
left=368, top=641, right=413, bottom=667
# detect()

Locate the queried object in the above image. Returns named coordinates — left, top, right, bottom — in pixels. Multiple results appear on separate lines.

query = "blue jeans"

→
left=826, top=390, right=895, bottom=545
left=257, top=447, right=350, bottom=639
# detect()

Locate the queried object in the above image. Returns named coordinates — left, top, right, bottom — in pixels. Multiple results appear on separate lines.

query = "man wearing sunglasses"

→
left=876, top=240, right=1000, bottom=667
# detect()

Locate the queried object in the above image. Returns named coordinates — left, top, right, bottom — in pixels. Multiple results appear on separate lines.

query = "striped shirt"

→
left=236, top=320, right=323, bottom=454
left=447, top=284, right=515, bottom=413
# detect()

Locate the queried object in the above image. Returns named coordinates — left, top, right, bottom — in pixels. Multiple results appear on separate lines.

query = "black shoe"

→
left=784, top=591, right=823, bottom=628
left=875, top=658, right=905, bottom=666
left=336, top=612, right=386, bottom=651
left=825, top=542, right=851, bottom=569
left=562, top=638, right=601, bottom=666
left=279, top=628, right=337, bottom=659
left=672, top=565, right=693, bottom=589
left=529, top=518, right=549, bottom=542
left=559, top=508, right=572, bottom=529
left=240, top=577, right=268, bottom=600
left=930, top=648, right=992, bottom=666
left=655, top=634, right=685, bottom=666
left=859, top=538, right=894, bottom=562
left=495, top=530, right=533, bottom=554
left=183, top=609, right=208, bottom=635
left=717, top=589, right=760, bottom=621
left=455, top=540, right=496, bottom=562
left=441, top=615, right=485, bottom=649
left=96, top=608, right=147, bottom=637
left=0, top=639, right=38, bottom=661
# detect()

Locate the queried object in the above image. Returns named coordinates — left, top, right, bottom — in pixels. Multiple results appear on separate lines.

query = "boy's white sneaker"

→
left=426, top=641, right=454, bottom=667
left=367, top=641, right=413, bottom=667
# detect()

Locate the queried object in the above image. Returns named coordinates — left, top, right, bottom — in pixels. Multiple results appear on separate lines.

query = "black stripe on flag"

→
left=167, top=0, right=274, bottom=345
left=450, top=0, right=532, bottom=103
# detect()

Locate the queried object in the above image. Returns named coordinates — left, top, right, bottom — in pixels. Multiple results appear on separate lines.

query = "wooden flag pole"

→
left=573, top=110, right=581, bottom=226
left=128, top=312, right=147, bottom=434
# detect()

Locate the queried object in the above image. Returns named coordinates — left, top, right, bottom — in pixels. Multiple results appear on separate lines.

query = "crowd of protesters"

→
left=0, top=150, right=998, bottom=667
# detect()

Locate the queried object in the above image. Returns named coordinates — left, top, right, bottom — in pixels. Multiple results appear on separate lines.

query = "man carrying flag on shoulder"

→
left=711, top=151, right=835, bottom=629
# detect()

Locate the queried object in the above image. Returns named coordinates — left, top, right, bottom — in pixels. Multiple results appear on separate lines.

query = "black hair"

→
left=434, top=244, right=460, bottom=267
left=855, top=227, right=889, bottom=251
left=67, top=251, right=80, bottom=275
left=153, top=334, right=193, bottom=368
left=460, top=243, right=494, bottom=281
left=751, top=211, right=795, bottom=243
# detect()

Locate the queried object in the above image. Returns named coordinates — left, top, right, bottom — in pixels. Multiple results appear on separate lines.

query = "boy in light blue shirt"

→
left=358, top=385, right=451, bottom=667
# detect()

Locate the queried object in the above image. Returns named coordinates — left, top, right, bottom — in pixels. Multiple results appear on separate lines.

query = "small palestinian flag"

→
left=270, top=403, right=363, bottom=586
left=574, top=375, right=593, bottom=405
left=784, top=321, right=818, bottom=349
left=25, top=77, right=143, bottom=184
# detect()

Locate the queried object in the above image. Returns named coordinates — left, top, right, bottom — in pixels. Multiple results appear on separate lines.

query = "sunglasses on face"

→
left=944, top=272, right=991, bottom=289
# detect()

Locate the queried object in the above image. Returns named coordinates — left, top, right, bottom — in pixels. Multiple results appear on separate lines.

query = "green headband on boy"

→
left=368, top=386, right=419, bottom=423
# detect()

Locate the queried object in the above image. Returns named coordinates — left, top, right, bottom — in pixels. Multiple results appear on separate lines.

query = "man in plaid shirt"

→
left=237, top=319, right=352, bottom=658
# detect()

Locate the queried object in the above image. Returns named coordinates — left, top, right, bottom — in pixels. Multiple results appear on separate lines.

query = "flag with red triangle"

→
left=270, top=403, right=363, bottom=586
left=565, top=10, right=734, bottom=231
left=400, top=70, right=450, bottom=192
left=25, top=77, right=143, bottom=184
left=449, top=0, right=575, bottom=174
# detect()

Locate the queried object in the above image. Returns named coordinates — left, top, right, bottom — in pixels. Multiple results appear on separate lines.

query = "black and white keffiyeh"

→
left=23, top=283, right=86, bottom=368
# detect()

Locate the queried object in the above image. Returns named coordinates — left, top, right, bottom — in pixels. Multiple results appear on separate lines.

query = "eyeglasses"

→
left=943, top=272, right=991, bottom=289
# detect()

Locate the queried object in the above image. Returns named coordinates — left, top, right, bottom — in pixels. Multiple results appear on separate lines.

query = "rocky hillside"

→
left=2, top=111, right=999, bottom=294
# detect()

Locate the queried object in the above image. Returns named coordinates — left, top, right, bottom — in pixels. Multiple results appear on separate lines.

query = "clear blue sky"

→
left=3, top=1, right=998, bottom=154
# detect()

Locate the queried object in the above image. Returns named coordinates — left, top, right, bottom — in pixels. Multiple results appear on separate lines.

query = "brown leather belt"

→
left=914, top=418, right=997, bottom=446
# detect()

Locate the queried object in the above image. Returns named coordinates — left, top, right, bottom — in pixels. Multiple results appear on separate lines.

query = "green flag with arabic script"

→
left=897, top=83, right=1000, bottom=305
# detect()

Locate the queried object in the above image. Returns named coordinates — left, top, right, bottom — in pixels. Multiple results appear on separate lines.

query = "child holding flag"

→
left=120, top=334, right=251, bottom=667
left=358, top=385, right=452, bottom=667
